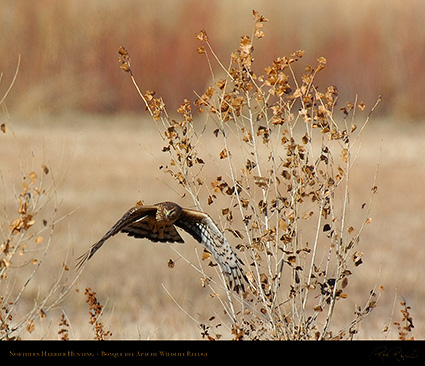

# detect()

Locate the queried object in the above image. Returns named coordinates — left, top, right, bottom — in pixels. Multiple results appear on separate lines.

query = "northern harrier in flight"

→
left=77, top=201, right=246, bottom=293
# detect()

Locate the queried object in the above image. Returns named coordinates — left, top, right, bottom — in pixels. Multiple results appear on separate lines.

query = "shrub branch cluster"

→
left=118, top=10, right=385, bottom=340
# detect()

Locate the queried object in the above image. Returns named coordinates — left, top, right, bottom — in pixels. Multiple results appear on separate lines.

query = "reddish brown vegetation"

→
left=0, top=1, right=424, bottom=117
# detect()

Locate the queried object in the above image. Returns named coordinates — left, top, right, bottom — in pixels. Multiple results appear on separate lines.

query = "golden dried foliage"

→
left=118, top=10, right=384, bottom=340
left=58, top=313, right=70, bottom=341
left=84, top=288, right=112, bottom=341
left=394, top=299, right=414, bottom=340
left=0, top=159, right=78, bottom=340
left=0, top=297, right=14, bottom=340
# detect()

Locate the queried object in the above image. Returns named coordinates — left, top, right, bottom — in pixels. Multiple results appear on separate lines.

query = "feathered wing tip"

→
left=75, top=205, right=156, bottom=270
left=75, top=250, right=89, bottom=270
left=232, top=260, right=247, bottom=294
left=216, top=245, right=248, bottom=294
left=75, top=237, right=105, bottom=270
left=176, top=209, right=248, bottom=294
left=221, top=258, right=247, bottom=294
left=75, top=222, right=122, bottom=270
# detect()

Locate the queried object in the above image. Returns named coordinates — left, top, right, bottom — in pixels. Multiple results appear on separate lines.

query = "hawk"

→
left=77, top=201, right=246, bottom=293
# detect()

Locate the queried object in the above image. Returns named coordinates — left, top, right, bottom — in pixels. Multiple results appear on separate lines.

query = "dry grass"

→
left=1, top=115, right=424, bottom=340
left=1, top=8, right=424, bottom=340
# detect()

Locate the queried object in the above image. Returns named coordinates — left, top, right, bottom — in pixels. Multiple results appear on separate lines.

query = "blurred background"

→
left=1, top=0, right=425, bottom=340
left=1, top=0, right=424, bottom=119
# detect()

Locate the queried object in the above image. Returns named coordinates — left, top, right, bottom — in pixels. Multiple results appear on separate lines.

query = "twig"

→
left=0, top=55, right=21, bottom=105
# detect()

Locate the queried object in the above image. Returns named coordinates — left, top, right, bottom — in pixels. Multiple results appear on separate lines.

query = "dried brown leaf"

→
left=202, top=249, right=211, bottom=261
left=195, top=30, right=208, bottom=42
left=219, top=149, right=229, bottom=159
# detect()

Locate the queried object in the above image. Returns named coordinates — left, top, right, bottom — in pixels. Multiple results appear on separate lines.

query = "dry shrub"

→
left=58, top=313, right=70, bottom=341
left=0, top=59, right=77, bottom=340
left=0, top=165, right=77, bottom=340
left=393, top=299, right=414, bottom=341
left=84, top=287, right=112, bottom=340
left=117, top=11, right=386, bottom=340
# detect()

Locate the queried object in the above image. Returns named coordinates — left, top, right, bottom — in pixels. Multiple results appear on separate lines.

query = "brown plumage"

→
left=77, top=201, right=246, bottom=293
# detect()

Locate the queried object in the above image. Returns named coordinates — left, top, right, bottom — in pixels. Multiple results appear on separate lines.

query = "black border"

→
left=2, top=340, right=425, bottom=364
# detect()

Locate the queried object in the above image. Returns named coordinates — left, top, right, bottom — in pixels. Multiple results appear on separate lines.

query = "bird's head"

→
left=161, top=202, right=182, bottom=221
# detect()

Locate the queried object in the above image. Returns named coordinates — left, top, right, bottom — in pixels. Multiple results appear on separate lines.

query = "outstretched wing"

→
left=175, top=209, right=247, bottom=293
left=76, top=204, right=158, bottom=269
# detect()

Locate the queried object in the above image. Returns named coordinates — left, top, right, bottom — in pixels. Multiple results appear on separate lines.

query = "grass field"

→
left=1, top=114, right=424, bottom=340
